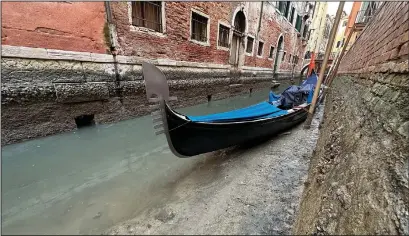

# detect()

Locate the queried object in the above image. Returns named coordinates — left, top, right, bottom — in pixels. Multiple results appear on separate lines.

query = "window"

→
left=246, top=36, right=254, bottom=54
left=305, top=51, right=312, bottom=59
left=278, top=1, right=291, bottom=18
left=289, top=54, right=292, bottom=63
left=289, top=7, right=295, bottom=24
left=336, top=40, right=341, bottom=48
left=269, top=46, right=275, bottom=58
left=295, top=14, right=302, bottom=32
left=131, top=1, right=163, bottom=32
left=284, top=2, right=291, bottom=18
left=191, top=11, right=208, bottom=42
left=282, top=51, right=286, bottom=61
left=342, top=21, right=347, bottom=27
left=218, top=24, right=230, bottom=48
left=278, top=1, right=285, bottom=12
left=303, top=25, right=309, bottom=38
left=257, top=41, right=264, bottom=56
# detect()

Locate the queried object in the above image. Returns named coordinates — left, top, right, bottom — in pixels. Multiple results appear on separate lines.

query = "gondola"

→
left=142, top=62, right=319, bottom=157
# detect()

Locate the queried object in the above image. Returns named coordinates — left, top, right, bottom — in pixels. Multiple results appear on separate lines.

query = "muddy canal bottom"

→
left=1, top=82, right=323, bottom=235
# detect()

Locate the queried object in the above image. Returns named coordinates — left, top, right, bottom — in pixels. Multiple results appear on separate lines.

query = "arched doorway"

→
left=230, top=10, right=246, bottom=67
left=273, top=35, right=284, bottom=74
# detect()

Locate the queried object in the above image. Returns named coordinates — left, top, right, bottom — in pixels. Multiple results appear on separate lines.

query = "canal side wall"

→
left=294, top=2, right=409, bottom=235
left=1, top=45, right=289, bottom=146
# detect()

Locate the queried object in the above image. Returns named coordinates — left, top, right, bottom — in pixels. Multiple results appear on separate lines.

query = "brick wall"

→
left=244, top=3, right=305, bottom=71
left=1, top=2, right=108, bottom=53
left=294, top=2, right=409, bottom=235
left=111, top=2, right=231, bottom=64
left=111, top=2, right=306, bottom=71
left=339, top=2, right=409, bottom=74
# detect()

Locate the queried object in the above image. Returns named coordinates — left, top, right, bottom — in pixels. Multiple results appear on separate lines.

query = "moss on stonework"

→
left=103, top=22, right=111, bottom=50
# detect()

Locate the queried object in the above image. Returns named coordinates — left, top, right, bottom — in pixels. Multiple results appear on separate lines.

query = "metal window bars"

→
left=132, top=1, right=162, bottom=32
left=191, top=13, right=208, bottom=42
left=269, top=47, right=274, bottom=58
left=355, top=2, right=380, bottom=24
left=246, top=38, right=254, bottom=53
left=218, top=25, right=230, bottom=48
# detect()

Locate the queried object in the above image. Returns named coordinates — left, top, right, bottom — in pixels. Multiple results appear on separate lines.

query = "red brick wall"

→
left=112, top=2, right=232, bottom=64
left=112, top=2, right=305, bottom=70
left=339, top=2, right=409, bottom=74
left=1, top=2, right=108, bottom=53
left=244, top=10, right=305, bottom=71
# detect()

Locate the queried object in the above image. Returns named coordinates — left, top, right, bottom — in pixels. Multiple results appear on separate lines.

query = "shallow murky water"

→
left=2, top=82, right=292, bottom=234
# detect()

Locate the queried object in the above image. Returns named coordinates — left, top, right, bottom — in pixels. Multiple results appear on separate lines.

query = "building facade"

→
left=305, top=2, right=328, bottom=56
left=345, top=1, right=383, bottom=51
left=331, top=11, right=348, bottom=54
left=1, top=1, right=314, bottom=145
left=109, top=1, right=312, bottom=73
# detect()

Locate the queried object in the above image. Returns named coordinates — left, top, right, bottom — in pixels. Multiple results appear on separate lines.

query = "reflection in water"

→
left=1, top=82, right=292, bottom=234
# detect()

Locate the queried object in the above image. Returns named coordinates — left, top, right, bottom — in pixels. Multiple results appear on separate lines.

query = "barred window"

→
left=257, top=41, right=264, bottom=56
left=269, top=46, right=275, bottom=58
left=132, top=1, right=162, bottom=32
left=218, top=24, right=230, bottom=48
left=294, top=56, right=299, bottom=64
left=246, top=37, right=254, bottom=54
left=191, top=11, right=208, bottom=42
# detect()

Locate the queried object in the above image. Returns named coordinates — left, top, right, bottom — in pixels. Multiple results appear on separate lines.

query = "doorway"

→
left=273, top=35, right=284, bottom=74
left=230, top=10, right=246, bottom=67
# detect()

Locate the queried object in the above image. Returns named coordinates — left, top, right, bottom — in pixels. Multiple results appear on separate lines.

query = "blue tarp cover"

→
left=188, top=101, right=288, bottom=122
left=302, top=72, right=318, bottom=86
left=269, top=91, right=281, bottom=102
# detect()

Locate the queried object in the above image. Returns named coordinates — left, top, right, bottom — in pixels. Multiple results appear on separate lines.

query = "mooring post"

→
left=326, top=25, right=355, bottom=87
left=304, top=1, right=345, bottom=129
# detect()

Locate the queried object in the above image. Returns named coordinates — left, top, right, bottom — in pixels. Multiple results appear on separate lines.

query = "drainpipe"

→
left=104, top=2, right=118, bottom=52
left=257, top=1, right=264, bottom=38
left=104, top=2, right=122, bottom=103
left=256, top=1, right=264, bottom=68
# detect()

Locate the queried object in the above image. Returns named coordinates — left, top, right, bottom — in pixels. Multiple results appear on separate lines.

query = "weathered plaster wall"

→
left=1, top=2, right=108, bottom=53
left=294, top=2, right=408, bottom=235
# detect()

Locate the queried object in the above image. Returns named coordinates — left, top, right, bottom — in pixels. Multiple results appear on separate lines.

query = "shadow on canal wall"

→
left=1, top=45, right=303, bottom=146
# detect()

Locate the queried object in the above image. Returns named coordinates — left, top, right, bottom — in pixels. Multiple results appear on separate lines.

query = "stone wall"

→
left=1, top=45, right=292, bottom=146
left=294, top=2, right=408, bottom=235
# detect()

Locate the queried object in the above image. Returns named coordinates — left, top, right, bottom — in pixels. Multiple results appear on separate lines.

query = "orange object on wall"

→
left=1, top=2, right=108, bottom=53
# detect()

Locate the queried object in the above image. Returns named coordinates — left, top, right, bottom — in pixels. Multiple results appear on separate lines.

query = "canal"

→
left=2, top=81, right=294, bottom=234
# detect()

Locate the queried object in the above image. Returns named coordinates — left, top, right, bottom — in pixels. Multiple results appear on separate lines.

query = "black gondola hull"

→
left=165, top=104, right=310, bottom=157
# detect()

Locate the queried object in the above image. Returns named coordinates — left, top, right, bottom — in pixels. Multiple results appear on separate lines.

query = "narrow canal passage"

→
left=2, top=81, right=308, bottom=234
left=2, top=82, right=289, bottom=234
